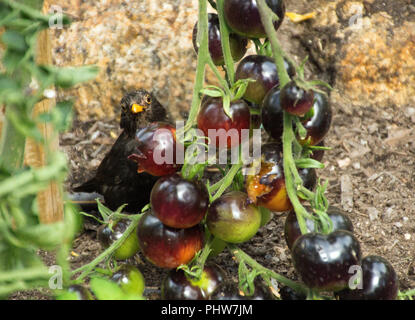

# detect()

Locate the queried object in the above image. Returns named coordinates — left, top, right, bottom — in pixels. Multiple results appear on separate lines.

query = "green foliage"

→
left=0, top=0, right=98, bottom=298
left=90, top=277, right=144, bottom=300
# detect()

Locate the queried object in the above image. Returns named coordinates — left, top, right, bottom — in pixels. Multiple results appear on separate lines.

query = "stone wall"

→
left=43, top=0, right=415, bottom=123
left=46, top=0, right=200, bottom=122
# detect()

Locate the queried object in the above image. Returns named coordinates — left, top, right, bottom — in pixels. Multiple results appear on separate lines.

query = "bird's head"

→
left=120, top=89, right=167, bottom=135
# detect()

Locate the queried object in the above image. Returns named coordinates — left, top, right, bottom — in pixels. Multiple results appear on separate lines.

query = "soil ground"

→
left=10, top=0, right=415, bottom=299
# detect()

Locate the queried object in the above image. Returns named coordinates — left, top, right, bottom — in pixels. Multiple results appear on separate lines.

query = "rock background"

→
left=44, top=0, right=415, bottom=123
left=45, top=0, right=200, bottom=122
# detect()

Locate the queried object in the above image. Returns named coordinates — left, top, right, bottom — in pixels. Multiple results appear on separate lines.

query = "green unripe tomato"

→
left=206, top=191, right=261, bottom=243
left=111, top=264, right=145, bottom=296
left=97, top=219, right=140, bottom=260
left=65, top=285, right=94, bottom=300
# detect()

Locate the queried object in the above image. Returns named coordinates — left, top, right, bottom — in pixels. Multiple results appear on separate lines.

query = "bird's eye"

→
left=145, top=94, right=152, bottom=104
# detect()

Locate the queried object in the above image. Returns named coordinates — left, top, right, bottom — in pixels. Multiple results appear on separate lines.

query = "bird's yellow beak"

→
left=131, top=104, right=146, bottom=114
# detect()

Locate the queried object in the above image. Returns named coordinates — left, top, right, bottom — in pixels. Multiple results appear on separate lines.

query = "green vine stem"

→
left=228, top=244, right=308, bottom=296
left=0, top=114, right=27, bottom=172
left=182, top=0, right=209, bottom=133
left=398, top=289, right=415, bottom=300
left=0, top=267, right=50, bottom=282
left=216, top=0, right=235, bottom=85
left=71, top=214, right=141, bottom=281
left=256, top=0, right=310, bottom=235
left=209, top=159, right=243, bottom=202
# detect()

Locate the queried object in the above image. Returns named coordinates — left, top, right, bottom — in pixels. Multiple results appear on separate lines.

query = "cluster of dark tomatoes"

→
left=98, top=0, right=399, bottom=300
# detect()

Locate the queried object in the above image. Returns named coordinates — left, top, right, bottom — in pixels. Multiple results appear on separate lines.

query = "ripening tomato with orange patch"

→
left=245, top=142, right=316, bottom=212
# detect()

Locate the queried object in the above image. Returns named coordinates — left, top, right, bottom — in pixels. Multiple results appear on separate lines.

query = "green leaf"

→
left=96, top=199, right=113, bottom=222
left=295, top=158, right=325, bottom=169
left=43, top=65, right=99, bottom=88
left=89, top=277, right=144, bottom=300
left=14, top=222, right=66, bottom=250
left=64, top=202, right=84, bottom=240
left=199, top=88, right=223, bottom=98
left=0, top=245, right=44, bottom=271
left=2, top=50, right=25, bottom=72
left=90, top=277, right=125, bottom=300
left=231, top=78, right=255, bottom=101
left=222, top=94, right=231, bottom=119
left=259, top=206, right=272, bottom=227
left=54, top=101, right=73, bottom=129
left=141, top=203, right=151, bottom=213
left=6, top=109, right=44, bottom=142
left=1, top=31, right=27, bottom=52
left=308, top=80, right=333, bottom=91
left=55, top=291, right=79, bottom=300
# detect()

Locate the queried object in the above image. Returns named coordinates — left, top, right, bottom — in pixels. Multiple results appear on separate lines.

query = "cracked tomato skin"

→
left=245, top=142, right=316, bottom=212
left=128, top=122, right=182, bottom=177
left=111, top=264, right=145, bottom=296
left=161, top=265, right=225, bottom=300
left=284, top=206, right=354, bottom=250
left=336, top=255, right=399, bottom=300
left=298, top=92, right=332, bottom=146
left=137, top=211, right=204, bottom=269
left=206, top=191, right=261, bottom=244
left=192, top=13, right=248, bottom=66
left=224, top=0, right=286, bottom=39
left=197, top=97, right=251, bottom=148
left=291, top=230, right=362, bottom=292
left=97, top=219, right=140, bottom=260
left=150, top=173, right=209, bottom=229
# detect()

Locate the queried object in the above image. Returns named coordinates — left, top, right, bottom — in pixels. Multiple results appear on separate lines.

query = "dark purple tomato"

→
left=161, top=265, right=225, bottom=300
left=192, top=13, right=248, bottom=66
left=262, top=87, right=330, bottom=146
left=292, top=230, right=362, bottom=292
left=246, top=142, right=316, bottom=212
left=128, top=122, right=182, bottom=176
left=336, top=255, right=399, bottom=300
left=309, top=140, right=325, bottom=162
left=150, top=173, right=209, bottom=229
left=298, top=92, right=332, bottom=146
left=279, top=286, right=306, bottom=300
left=211, top=280, right=274, bottom=300
left=280, top=81, right=314, bottom=116
left=284, top=206, right=354, bottom=250
left=137, top=211, right=204, bottom=269
left=67, top=285, right=94, bottom=300
left=224, top=0, right=286, bottom=39
left=97, top=219, right=140, bottom=260
left=111, top=264, right=145, bottom=296
left=235, top=55, right=280, bottom=105
left=197, top=97, right=251, bottom=148
left=206, top=191, right=261, bottom=243
left=261, top=87, right=284, bottom=142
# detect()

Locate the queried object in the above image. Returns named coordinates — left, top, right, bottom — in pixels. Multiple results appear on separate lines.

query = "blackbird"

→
left=73, top=89, right=168, bottom=213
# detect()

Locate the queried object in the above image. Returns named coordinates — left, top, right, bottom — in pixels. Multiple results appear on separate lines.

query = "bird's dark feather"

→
left=73, top=90, right=168, bottom=213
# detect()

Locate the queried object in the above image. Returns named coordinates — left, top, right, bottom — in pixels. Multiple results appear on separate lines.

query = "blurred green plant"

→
left=0, top=0, right=98, bottom=298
